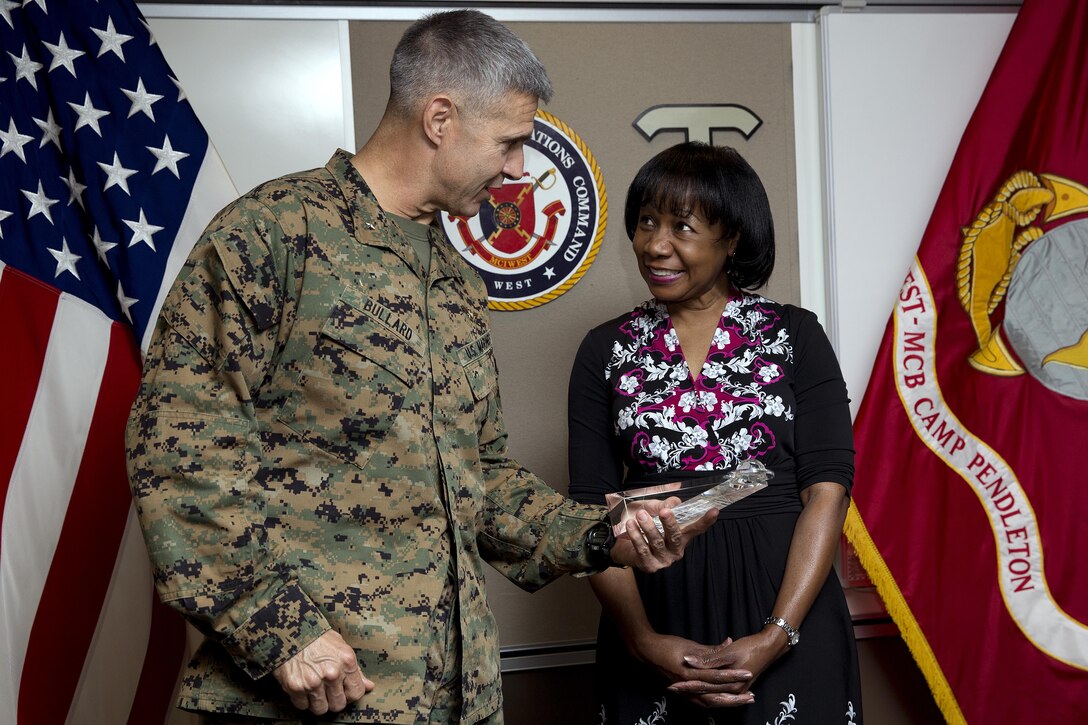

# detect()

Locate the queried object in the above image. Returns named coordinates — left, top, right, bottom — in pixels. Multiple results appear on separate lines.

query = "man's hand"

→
left=609, top=498, right=718, bottom=573
left=272, top=630, right=374, bottom=715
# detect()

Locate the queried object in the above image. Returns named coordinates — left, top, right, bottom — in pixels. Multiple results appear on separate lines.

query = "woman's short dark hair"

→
left=624, top=142, right=775, bottom=291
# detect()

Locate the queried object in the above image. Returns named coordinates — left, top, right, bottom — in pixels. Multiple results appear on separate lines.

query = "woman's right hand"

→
left=631, top=633, right=755, bottom=707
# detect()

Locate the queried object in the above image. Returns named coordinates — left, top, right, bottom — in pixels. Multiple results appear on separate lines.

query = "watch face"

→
left=587, top=520, right=613, bottom=548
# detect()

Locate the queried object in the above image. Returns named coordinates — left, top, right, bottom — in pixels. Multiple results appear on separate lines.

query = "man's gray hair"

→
left=389, top=9, right=553, bottom=117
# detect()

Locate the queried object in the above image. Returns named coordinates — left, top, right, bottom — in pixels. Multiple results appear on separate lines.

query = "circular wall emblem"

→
left=441, top=110, right=607, bottom=310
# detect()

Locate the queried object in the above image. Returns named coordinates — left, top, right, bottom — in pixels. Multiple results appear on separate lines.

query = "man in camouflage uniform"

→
left=126, top=10, right=714, bottom=724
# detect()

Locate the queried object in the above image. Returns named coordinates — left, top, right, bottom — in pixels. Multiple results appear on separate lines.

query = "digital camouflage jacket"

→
left=126, top=151, right=608, bottom=723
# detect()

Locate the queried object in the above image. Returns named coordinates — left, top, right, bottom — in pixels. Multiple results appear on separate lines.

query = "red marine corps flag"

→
left=847, top=0, right=1088, bottom=722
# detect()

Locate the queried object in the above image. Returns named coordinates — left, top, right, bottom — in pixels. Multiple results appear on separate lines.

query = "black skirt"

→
left=593, top=512, right=863, bottom=725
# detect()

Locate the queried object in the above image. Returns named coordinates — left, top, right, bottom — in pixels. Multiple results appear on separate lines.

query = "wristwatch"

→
left=585, top=522, right=616, bottom=569
left=764, top=616, right=800, bottom=647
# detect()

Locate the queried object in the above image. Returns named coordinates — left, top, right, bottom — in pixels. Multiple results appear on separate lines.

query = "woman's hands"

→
left=631, top=632, right=755, bottom=708
left=666, top=628, right=789, bottom=708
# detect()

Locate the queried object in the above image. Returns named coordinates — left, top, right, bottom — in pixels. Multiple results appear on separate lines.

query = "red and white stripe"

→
left=0, top=264, right=184, bottom=724
left=0, top=147, right=235, bottom=725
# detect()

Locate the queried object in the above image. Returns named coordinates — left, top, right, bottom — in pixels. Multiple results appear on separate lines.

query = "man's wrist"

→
left=584, top=521, right=616, bottom=569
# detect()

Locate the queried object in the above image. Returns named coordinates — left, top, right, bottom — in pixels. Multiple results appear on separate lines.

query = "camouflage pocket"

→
left=277, top=295, right=422, bottom=471
left=458, top=331, right=497, bottom=402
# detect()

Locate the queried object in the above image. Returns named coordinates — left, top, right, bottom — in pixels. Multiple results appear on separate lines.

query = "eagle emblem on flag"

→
left=957, top=171, right=1088, bottom=399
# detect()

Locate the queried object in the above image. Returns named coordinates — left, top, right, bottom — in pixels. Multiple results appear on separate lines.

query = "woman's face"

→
left=632, top=202, right=734, bottom=308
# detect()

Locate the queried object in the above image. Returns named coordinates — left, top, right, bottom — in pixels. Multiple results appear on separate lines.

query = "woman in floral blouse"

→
left=568, top=142, right=862, bottom=724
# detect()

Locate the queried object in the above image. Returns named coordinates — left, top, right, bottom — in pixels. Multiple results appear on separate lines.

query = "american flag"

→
left=0, top=1, right=236, bottom=722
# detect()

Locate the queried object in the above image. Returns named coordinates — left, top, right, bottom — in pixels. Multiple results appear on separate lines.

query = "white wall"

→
left=148, top=18, right=354, bottom=196
left=819, top=9, right=1015, bottom=415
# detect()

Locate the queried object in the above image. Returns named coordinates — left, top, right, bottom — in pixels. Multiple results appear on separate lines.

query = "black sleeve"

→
left=567, top=328, right=625, bottom=506
left=791, top=308, right=855, bottom=494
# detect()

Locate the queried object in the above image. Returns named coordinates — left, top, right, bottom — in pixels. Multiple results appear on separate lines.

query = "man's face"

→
left=435, top=91, right=538, bottom=218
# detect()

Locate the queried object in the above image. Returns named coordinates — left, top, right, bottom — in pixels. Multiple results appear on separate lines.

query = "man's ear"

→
left=422, top=95, right=455, bottom=146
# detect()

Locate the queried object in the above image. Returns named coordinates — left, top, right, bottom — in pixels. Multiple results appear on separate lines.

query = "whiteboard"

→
left=820, top=10, right=1015, bottom=416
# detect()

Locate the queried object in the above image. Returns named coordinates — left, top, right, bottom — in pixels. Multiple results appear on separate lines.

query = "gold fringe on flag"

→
left=844, top=502, right=967, bottom=725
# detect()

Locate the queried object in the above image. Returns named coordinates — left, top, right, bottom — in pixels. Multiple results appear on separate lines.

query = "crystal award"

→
left=605, top=460, right=773, bottom=535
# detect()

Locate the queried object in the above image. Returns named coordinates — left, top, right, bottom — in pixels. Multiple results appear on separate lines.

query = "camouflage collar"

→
left=327, top=149, right=465, bottom=285
left=427, top=218, right=469, bottom=284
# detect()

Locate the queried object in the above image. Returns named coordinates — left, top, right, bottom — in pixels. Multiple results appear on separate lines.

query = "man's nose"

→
left=502, top=146, right=525, bottom=180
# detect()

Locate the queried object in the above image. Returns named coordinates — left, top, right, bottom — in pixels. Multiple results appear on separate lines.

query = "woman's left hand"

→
left=666, top=630, right=787, bottom=708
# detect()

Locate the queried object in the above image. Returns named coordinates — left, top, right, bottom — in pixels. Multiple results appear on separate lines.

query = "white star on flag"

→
left=68, top=92, right=110, bottom=136
left=147, top=134, right=189, bottom=177
left=22, top=180, right=58, bottom=224
left=122, top=78, right=163, bottom=120
left=61, top=167, right=87, bottom=208
left=169, top=74, right=187, bottom=102
left=0, top=0, right=19, bottom=28
left=0, top=4, right=240, bottom=724
left=116, top=282, right=138, bottom=322
left=97, top=151, right=137, bottom=195
left=92, top=225, right=118, bottom=265
left=48, top=237, right=82, bottom=280
left=123, top=208, right=163, bottom=250
left=0, top=118, right=33, bottom=162
left=8, top=44, right=43, bottom=89
left=140, top=18, right=156, bottom=46
left=43, top=32, right=85, bottom=77
left=33, top=109, right=63, bottom=150
left=92, top=16, right=133, bottom=60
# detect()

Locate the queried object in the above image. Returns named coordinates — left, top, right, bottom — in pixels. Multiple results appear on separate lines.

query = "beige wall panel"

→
left=351, top=20, right=797, bottom=648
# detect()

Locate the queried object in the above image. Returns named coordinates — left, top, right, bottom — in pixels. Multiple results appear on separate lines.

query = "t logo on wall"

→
left=633, top=104, right=762, bottom=143
left=442, top=111, right=606, bottom=311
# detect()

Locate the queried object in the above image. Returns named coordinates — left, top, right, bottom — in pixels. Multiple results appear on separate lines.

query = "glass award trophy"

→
left=605, top=460, right=773, bottom=535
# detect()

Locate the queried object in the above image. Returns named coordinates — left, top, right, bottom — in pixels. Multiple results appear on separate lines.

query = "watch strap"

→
left=764, top=616, right=800, bottom=646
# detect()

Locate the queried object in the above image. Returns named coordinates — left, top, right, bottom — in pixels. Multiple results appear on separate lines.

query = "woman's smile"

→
left=646, top=267, right=684, bottom=284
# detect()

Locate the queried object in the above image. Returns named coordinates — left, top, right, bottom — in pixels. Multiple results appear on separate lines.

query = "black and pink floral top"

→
left=568, top=294, right=854, bottom=513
